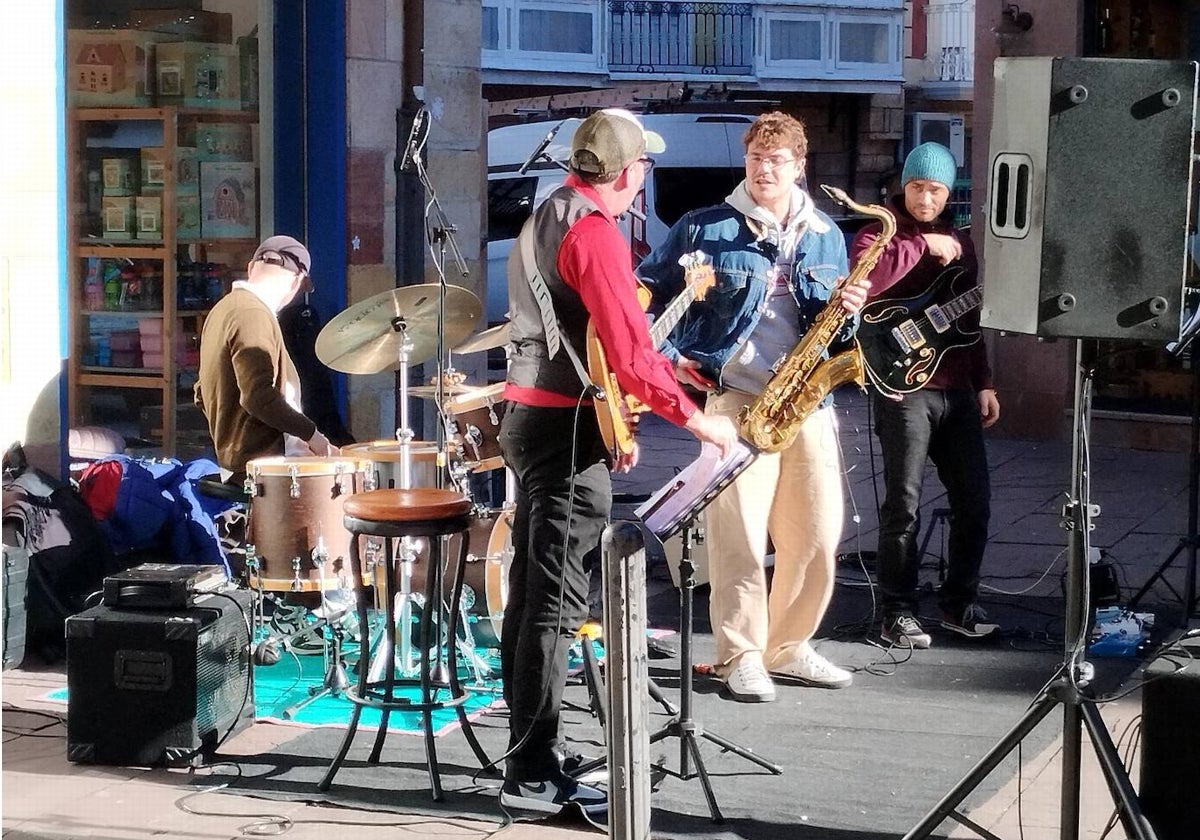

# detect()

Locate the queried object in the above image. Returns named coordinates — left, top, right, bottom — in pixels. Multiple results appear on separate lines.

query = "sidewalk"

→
left=4, top=386, right=1193, bottom=839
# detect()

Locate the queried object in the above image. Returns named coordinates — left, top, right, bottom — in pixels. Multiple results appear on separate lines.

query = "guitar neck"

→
left=649, top=266, right=711, bottom=347
left=937, top=286, right=983, bottom=322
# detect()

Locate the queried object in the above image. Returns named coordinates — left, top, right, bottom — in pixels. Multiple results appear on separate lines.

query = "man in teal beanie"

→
left=851, top=141, right=1001, bottom=649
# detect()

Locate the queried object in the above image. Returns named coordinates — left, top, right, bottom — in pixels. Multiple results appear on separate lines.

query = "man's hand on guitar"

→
left=685, top=410, right=738, bottom=461
left=675, top=357, right=716, bottom=392
left=922, top=232, right=962, bottom=266
left=613, top=440, right=640, bottom=474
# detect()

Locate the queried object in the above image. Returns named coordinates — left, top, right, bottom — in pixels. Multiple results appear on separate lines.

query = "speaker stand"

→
left=904, top=343, right=1159, bottom=840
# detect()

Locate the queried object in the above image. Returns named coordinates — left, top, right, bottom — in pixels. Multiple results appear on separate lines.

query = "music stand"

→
left=903, top=342, right=1158, bottom=840
left=636, top=442, right=783, bottom=823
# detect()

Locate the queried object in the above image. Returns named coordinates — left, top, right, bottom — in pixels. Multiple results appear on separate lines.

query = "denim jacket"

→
left=638, top=201, right=851, bottom=392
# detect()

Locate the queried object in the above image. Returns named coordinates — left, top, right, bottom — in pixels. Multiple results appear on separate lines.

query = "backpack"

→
left=2, top=445, right=119, bottom=663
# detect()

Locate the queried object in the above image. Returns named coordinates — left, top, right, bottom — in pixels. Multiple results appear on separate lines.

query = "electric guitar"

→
left=586, top=252, right=716, bottom=463
left=856, top=265, right=983, bottom=396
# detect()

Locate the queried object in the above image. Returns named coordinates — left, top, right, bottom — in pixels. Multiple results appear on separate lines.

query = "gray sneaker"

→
left=882, top=613, right=932, bottom=649
left=940, top=604, right=999, bottom=639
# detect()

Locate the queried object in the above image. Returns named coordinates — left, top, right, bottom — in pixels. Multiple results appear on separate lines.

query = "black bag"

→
left=3, top=444, right=119, bottom=663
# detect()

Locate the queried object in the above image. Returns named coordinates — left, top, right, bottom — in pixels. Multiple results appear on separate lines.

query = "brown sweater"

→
left=194, top=287, right=317, bottom=472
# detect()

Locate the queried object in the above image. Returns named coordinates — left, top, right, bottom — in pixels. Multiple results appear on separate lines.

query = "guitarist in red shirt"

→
left=851, top=142, right=1000, bottom=650
left=497, top=108, right=737, bottom=821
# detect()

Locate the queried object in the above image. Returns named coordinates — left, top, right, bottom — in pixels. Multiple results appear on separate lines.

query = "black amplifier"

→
left=103, top=563, right=228, bottom=611
left=66, top=589, right=253, bottom=766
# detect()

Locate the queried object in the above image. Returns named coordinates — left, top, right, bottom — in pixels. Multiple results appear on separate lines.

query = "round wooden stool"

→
left=317, top=487, right=492, bottom=800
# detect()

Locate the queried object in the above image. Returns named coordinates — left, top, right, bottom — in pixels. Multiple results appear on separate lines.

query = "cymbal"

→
left=453, top=322, right=511, bottom=355
left=408, top=383, right=478, bottom=399
left=316, top=284, right=482, bottom=374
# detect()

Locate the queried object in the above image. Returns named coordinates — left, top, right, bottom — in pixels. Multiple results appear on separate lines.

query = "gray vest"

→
left=507, top=185, right=605, bottom=398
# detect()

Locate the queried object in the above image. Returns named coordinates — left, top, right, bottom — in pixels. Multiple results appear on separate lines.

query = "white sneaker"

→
left=722, top=658, right=776, bottom=703
left=770, top=646, right=853, bottom=689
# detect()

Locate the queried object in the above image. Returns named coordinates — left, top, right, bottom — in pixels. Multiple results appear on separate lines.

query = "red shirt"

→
left=505, top=176, right=696, bottom=427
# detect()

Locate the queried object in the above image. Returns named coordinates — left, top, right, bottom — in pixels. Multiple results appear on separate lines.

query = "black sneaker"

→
left=940, top=604, right=999, bottom=639
left=882, top=613, right=932, bottom=649
left=500, top=776, right=607, bottom=816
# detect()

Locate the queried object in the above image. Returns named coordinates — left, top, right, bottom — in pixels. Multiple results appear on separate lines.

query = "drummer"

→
left=195, top=234, right=340, bottom=484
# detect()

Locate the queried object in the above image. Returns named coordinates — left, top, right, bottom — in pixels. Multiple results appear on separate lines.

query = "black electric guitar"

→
left=856, top=265, right=982, bottom=396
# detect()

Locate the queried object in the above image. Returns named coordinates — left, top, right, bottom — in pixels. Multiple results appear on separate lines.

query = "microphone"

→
left=400, top=107, right=427, bottom=172
left=518, top=123, right=561, bottom=175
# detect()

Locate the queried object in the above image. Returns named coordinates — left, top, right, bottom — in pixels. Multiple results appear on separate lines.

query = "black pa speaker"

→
left=982, top=57, right=1198, bottom=341
left=1139, top=634, right=1200, bottom=840
left=65, top=589, right=253, bottom=766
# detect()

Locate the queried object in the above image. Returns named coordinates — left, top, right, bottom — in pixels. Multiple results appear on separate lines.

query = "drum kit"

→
left=239, top=282, right=515, bottom=709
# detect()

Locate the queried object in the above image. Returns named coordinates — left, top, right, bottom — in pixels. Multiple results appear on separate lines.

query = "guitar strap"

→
left=518, top=222, right=604, bottom=399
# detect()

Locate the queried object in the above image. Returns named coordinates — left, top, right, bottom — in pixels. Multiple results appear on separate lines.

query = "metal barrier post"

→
left=601, top=522, right=651, bottom=840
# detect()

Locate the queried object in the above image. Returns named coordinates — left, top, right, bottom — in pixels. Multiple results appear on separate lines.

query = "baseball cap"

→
left=570, top=108, right=666, bottom=179
left=252, top=235, right=312, bottom=291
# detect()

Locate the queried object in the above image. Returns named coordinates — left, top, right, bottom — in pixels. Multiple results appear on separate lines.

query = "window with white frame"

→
left=483, top=4, right=501, bottom=51
left=833, top=13, right=897, bottom=69
left=764, top=12, right=824, bottom=67
left=518, top=2, right=595, bottom=55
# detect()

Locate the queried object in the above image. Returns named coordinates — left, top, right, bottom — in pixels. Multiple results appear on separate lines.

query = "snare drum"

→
left=444, top=383, right=506, bottom=472
left=404, top=506, right=513, bottom=648
left=342, top=440, right=451, bottom=490
left=245, top=456, right=367, bottom=592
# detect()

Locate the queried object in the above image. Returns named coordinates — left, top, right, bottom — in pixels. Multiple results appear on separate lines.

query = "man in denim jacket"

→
left=639, top=111, right=869, bottom=702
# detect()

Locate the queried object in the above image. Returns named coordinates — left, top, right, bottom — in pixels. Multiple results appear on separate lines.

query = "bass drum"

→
left=403, top=506, right=513, bottom=649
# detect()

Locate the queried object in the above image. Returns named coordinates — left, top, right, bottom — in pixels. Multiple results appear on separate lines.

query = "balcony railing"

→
left=923, top=0, right=974, bottom=84
left=607, top=1, right=754, bottom=76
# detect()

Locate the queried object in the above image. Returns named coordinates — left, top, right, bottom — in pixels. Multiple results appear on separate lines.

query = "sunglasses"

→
left=255, top=251, right=309, bottom=278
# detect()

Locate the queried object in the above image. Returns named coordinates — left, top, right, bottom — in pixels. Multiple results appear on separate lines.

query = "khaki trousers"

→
left=705, top=390, right=844, bottom=675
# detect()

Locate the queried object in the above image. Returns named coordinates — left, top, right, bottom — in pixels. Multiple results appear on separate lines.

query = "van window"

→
left=488, top=176, right=538, bottom=243
left=651, top=167, right=745, bottom=229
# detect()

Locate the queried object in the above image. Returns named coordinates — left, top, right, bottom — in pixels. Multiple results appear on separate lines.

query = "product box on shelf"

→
left=192, top=123, right=252, bottom=162
left=177, top=193, right=201, bottom=240
left=176, top=146, right=199, bottom=191
left=131, top=9, right=233, bottom=44
left=101, top=196, right=136, bottom=240
left=68, top=29, right=167, bottom=107
left=135, top=196, right=163, bottom=241
left=139, top=148, right=166, bottom=192
left=102, top=157, right=138, bottom=196
left=155, top=41, right=240, bottom=110
left=238, top=36, right=258, bottom=110
left=199, top=161, right=256, bottom=239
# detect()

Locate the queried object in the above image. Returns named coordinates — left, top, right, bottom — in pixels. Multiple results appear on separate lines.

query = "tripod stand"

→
left=648, top=515, right=782, bottom=823
left=905, top=342, right=1158, bottom=840
left=1125, top=347, right=1199, bottom=625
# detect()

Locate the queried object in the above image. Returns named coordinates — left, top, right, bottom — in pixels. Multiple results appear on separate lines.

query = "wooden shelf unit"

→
left=67, top=105, right=258, bottom=456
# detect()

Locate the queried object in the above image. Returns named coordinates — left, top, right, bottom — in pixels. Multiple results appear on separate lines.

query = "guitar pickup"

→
left=891, top=319, right=926, bottom=355
left=925, top=304, right=951, bottom=333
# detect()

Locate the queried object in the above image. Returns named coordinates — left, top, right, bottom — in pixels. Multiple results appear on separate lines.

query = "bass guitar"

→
left=856, top=265, right=982, bottom=396
left=586, top=251, right=716, bottom=463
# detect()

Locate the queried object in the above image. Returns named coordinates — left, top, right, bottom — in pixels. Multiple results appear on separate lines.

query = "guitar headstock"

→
left=679, top=250, right=716, bottom=301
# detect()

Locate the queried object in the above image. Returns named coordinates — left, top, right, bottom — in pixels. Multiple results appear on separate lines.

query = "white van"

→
left=485, top=112, right=756, bottom=323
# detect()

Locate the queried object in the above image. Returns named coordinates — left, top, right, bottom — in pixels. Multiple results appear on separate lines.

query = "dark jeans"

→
left=497, top=402, right=612, bottom=782
left=873, top=388, right=990, bottom=618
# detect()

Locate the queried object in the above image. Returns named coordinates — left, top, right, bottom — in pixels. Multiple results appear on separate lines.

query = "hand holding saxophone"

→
left=838, top=276, right=872, bottom=314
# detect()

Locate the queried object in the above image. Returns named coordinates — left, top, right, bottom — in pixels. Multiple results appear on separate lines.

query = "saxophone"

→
left=738, top=185, right=896, bottom=452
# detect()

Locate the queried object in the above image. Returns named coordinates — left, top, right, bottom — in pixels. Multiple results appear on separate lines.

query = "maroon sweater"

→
left=851, top=196, right=993, bottom=393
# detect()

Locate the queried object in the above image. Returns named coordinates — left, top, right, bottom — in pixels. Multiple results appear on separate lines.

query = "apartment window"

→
left=835, top=16, right=894, bottom=66
left=769, top=18, right=821, bottom=62
left=519, top=7, right=593, bottom=54
left=482, top=5, right=500, bottom=50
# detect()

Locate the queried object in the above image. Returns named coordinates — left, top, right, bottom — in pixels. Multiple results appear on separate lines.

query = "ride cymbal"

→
left=453, top=322, right=511, bottom=355
left=315, top=284, right=482, bottom=374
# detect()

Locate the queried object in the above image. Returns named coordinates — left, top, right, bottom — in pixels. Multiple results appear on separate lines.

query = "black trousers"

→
left=872, top=388, right=990, bottom=617
left=497, top=402, right=612, bottom=782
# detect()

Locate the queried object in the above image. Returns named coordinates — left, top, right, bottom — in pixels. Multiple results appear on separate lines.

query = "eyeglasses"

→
left=637, top=156, right=656, bottom=172
left=745, top=153, right=797, bottom=171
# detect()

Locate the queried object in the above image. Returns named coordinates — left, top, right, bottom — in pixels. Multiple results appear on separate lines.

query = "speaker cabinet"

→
left=65, top=589, right=253, bottom=766
left=982, top=57, right=1198, bottom=341
left=1140, top=635, right=1200, bottom=840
